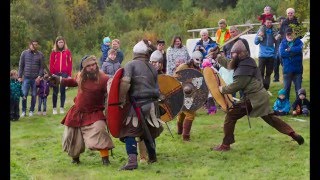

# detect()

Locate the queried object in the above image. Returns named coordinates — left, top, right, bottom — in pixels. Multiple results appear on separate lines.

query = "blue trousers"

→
left=283, top=73, right=302, bottom=100
left=22, top=78, right=37, bottom=112
left=38, top=97, right=47, bottom=112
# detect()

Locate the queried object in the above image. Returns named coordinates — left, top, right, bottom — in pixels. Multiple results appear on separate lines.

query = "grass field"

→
left=10, top=59, right=310, bottom=180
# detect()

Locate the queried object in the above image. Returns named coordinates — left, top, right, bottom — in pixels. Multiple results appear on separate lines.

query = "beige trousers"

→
left=62, top=120, right=114, bottom=158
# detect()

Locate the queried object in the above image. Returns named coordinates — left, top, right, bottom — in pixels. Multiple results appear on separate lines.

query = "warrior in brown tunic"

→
left=52, top=55, right=114, bottom=165
left=118, top=40, right=163, bottom=170
left=211, top=40, right=304, bottom=151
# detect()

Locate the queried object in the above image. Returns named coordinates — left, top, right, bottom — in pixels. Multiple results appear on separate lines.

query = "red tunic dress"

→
left=61, top=71, right=109, bottom=127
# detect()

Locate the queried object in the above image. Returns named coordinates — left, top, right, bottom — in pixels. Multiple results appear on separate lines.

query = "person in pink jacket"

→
left=49, top=36, right=73, bottom=115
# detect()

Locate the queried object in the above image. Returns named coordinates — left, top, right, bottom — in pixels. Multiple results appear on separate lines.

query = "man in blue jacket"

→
left=254, top=17, right=277, bottom=96
left=279, top=28, right=304, bottom=100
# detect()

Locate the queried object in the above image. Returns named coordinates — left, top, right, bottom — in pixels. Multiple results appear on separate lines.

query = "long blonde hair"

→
left=52, top=36, right=68, bottom=52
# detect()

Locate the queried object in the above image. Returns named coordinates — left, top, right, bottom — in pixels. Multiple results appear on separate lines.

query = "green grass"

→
left=10, top=60, right=310, bottom=180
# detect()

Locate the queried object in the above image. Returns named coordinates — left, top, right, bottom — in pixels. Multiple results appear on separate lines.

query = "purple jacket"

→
left=37, top=79, right=50, bottom=98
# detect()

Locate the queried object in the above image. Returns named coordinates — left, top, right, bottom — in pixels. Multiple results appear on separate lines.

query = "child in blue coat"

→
left=99, top=37, right=111, bottom=67
left=273, top=89, right=290, bottom=116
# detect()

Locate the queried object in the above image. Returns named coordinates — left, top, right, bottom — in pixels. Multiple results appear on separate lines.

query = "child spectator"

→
left=99, top=36, right=111, bottom=67
left=10, top=70, right=24, bottom=121
left=258, top=6, right=275, bottom=24
left=37, top=73, right=51, bottom=116
left=257, top=6, right=278, bottom=40
left=292, top=88, right=310, bottom=116
left=273, top=89, right=290, bottom=116
left=101, top=49, right=120, bottom=78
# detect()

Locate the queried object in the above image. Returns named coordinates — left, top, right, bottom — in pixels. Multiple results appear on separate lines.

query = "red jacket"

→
left=60, top=72, right=109, bottom=127
left=49, top=49, right=73, bottom=77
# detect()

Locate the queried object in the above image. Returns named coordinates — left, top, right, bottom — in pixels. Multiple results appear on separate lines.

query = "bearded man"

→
left=51, top=55, right=114, bottom=165
left=212, top=39, right=304, bottom=151
left=118, top=40, right=163, bottom=170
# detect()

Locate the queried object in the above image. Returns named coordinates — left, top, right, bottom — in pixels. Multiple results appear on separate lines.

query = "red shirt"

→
left=61, top=72, right=109, bottom=127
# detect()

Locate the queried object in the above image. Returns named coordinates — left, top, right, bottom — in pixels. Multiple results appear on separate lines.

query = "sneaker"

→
left=42, top=111, right=47, bottom=116
left=211, top=144, right=231, bottom=152
left=267, top=90, right=273, bottom=96
left=21, top=112, right=26, bottom=117
left=53, top=108, right=58, bottom=115
left=29, top=111, right=33, bottom=117
left=37, top=111, right=42, bottom=115
left=60, top=107, right=65, bottom=114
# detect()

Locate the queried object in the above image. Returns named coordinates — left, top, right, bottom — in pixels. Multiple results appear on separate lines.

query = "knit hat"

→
left=103, top=37, right=111, bottom=44
left=150, top=50, right=163, bottom=62
left=81, top=55, right=97, bottom=69
left=298, top=88, right=306, bottom=96
left=278, top=89, right=286, bottom=96
left=230, top=40, right=248, bottom=54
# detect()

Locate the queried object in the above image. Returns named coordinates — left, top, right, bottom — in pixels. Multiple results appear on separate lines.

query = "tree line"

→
left=10, top=0, right=310, bottom=71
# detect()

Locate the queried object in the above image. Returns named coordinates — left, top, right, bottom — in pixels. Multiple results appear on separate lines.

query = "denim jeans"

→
left=283, top=73, right=302, bottom=100
left=22, top=78, right=37, bottom=112
left=38, top=97, right=47, bottom=112
left=52, top=73, right=69, bottom=108
left=258, top=57, right=274, bottom=90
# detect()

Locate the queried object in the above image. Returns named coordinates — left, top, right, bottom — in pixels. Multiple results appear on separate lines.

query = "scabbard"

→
left=130, top=97, right=155, bottom=150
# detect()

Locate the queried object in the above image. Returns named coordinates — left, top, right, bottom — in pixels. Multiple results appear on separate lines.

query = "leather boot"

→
left=72, top=157, right=80, bottom=164
left=212, top=144, right=231, bottom=151
left=120, top=154, right=138, bottom=170
left=177, top=120, right=183, bottom=135
left=290, top=132, right=304, bottom=145
left=148, top=153, right=157, bottom=164
left=182, top=120, right=193, bottom=141
left=102, top=156, right=110, bottom=166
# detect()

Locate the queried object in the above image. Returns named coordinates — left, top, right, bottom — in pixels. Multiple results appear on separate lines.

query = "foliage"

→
left=10, top=0, right=310, bottom=70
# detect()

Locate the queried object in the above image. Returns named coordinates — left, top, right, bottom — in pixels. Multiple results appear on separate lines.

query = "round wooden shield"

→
left=158, top=74, right=184, bottom=122
left=203, top=67, right=234, bottom=112
left=107, top=68, right=131, bottom=138
left=175, top=68, right=209, bottom=111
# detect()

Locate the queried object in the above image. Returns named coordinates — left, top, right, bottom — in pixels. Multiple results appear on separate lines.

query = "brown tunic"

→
left=217, top=56, right=272, bottom=117
left=61, top=71, right=109, bottom=127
